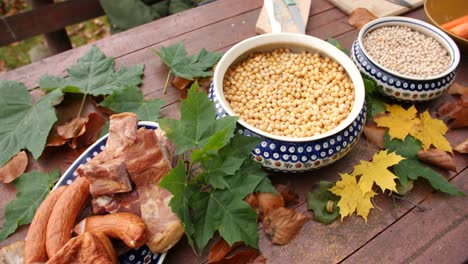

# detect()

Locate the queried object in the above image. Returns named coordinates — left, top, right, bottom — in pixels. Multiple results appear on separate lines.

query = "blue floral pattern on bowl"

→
left=54, top=121, right=165, bottom=264
left=351, top=17, right=460, bottom=102
left=209, top=83, right=366, bottom=172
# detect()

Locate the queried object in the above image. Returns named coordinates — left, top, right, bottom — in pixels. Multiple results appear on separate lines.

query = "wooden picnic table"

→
left=1, top=0, right=467, bottom=263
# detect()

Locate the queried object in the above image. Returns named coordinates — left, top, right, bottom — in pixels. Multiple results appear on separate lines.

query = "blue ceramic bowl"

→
left=212, top=33, right=366, bottom=172
left=352, top=16, right=460, bottom=101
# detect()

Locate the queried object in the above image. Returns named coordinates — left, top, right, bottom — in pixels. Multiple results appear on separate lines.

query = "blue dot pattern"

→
left=209, top=83, right=366, bottom=172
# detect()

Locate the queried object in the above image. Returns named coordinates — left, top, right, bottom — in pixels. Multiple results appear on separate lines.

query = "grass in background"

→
left=0, top=0, right=110, bottom=73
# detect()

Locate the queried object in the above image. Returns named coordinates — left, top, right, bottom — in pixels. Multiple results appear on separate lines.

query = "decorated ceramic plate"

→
left=53, top=121, right=166, bottom=264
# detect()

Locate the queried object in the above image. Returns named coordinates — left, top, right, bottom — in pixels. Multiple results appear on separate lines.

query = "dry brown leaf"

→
left=0, top=151, right=28, bottom=184
left=70, top=112, right=106, bottom=149
left=363, top=124, right=386, bottom=149
left=439, top=84, right=468, bottom=129
left=208, top=238, right=242, bottom=263
left=453, top=139, right=468, bottom=154
left=221, top=248, right=262, bottom=264
left=448, top=83, right=468, bottom=96
left=257, top=192, right=284, bottom=218
left=263, top=207, right=308, bottom=245
left=274, top=184, right=299, bottom=205
left=46, top=127, right=69, bottom=147
left=417, top=149, right=456, bottom=172
left=172, top=76, right=192, bottom=90
left=244, top=194, right=259, bottom=212
left=450, top=108, right=468, bottom=128
left=437, top=101, right=459, bottom=117
left=348, top=8, right=377, bottom=29
left=57, top=116, right=89, bottom=139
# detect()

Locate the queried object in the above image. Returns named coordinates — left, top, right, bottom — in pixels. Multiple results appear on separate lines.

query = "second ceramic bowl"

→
left=352, top=16, right=460, bottom=102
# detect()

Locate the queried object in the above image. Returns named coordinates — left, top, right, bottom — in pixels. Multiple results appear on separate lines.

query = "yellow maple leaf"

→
left=329, top=173, right=377, bottom=222
left=410, top=111, right=452, bottom=153
left=352, top=150, right=405, bottom=193
left=375, top=104, right=419, bottom=140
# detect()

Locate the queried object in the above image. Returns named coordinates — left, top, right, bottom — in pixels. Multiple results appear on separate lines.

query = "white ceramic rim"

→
left=213, top=33, right=365, bottom=143
left=357, top=16, right=461, bottom=81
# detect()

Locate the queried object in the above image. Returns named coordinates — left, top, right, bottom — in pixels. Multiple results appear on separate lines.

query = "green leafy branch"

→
left=158, top=83, right=275, bottom=254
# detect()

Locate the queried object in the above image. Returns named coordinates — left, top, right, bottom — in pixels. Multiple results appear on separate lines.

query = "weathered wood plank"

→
left=0, top=0, right=266, bottom=87
left=0, top=0, right=103, bottom=45
left=0, top=0, right=336, bottom=89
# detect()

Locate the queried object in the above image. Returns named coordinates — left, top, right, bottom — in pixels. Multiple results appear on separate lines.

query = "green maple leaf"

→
left=100, top=85, right=165, bottom=121
left=158, top=87, right=237, bottom=157
left=159, top=160, right=199, bottom=248
left=362, top=74, right=386, bottom=119
left=0, top=81, right=63, bottom=167
left=40, top=46, right=144, bottom=96
left=306, top=181, right=340, bottom=224
left=384, top=133, right=464, bottom=196
left=197, top=134, right=260, bottom=189
left=327, top=37, right=349, bottom=55
left=192, top=188, right=258, bottom=253
left=153, top=42, right=222, bottom=93
left=0, top=169, right=60, bottom=241
left=192, top=159, right=268, bottom=252
left=158, top=86, right=275, bottom=253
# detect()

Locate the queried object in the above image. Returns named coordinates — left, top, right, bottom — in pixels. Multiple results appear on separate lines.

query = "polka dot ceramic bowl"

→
left=211, top=33, right=366, bottom=172
left=352, top=16, right=461, bottom=101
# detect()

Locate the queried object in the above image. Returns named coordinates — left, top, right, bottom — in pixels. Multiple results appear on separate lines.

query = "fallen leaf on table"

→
left=306, top=181, right=340, bottom=224
left=330, top=173, right=377, bottom=222
left=375, top=104, right=419, bottom=141
left=57, top=116, right=89, bottom=139
left=70, top=112, right=106, bottom=149
left=412, top=111, right=452, bottom=152
left=244, top=194, right=259, bottom=213
left=257, top=192, right=285, bottom=219
left=448, top=82, right=468, bottom=95
left=376, top=105, right=452, bottom=153
left=99, top=85, right=165, bottom=121
left=438, top=83, right=468, bottom=128
left=0, top=151, right=28, bottom=184
left=0, top=80, right=63, bottom=167
left=0, top=169, right=60, bottom=241
left=46, top=129, right=69, bottom=147
left=263, top=207, right=308, bottom=245
left=352, top=150, right=404, bottom=193
left=153, top=42, right=223, bottom=94
left=211, top=245, right=264, bottom=264
left=348, top=8, right=377, bottom=29
left=40, top=46, right=144, bottom=97
left=453, top=139, right=468, bottom=153
left=384, top=134, right=463, bottom=196
left=172, top=76, right=192, bottom=90
left=363, top=123, right=386, bottom=148
left=437, top=101, right=459, bottom=117
left=417, top=149, right=456, bottom=172
left=449, top=108, right=468, bottom=128
left=274, top=184, right=299, bottom=205
left=208, top=238, right=242, bottom=263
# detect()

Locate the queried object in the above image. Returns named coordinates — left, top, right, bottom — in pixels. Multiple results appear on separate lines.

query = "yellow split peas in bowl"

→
left=223, top=48, right=355, bottom=138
